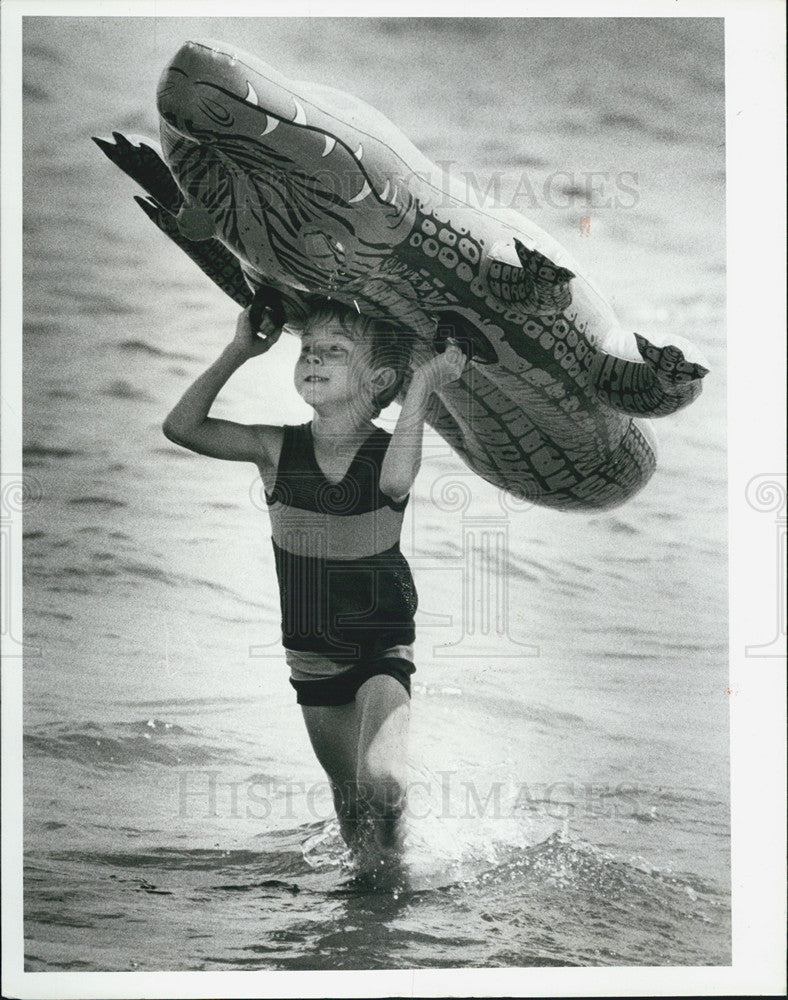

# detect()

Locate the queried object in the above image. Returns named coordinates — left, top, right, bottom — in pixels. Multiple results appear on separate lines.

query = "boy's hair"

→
left=302, top=299, right=415, bottom=413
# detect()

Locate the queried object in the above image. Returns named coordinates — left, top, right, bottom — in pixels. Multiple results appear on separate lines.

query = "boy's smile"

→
left=294, top=325, right=374, bottom=407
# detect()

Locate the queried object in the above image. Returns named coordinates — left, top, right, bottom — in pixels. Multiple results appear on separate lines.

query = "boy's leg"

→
left=354, top=674, right=411, bottom=853
left=300, top=702, right=362, bottom=847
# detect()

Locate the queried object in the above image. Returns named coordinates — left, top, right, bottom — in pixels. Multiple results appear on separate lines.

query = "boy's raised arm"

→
left=379, top=340, right=465, bottom=502
left=162, top=307, right=282, bottom=464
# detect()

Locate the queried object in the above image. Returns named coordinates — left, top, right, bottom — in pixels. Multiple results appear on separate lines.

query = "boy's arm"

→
left=379, top=341, right=465, bottom=502
left=162, top=307, right=282, bottom=464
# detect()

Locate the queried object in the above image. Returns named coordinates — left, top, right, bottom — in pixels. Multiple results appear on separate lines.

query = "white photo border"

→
left=2, top=0, right=785, bottom=997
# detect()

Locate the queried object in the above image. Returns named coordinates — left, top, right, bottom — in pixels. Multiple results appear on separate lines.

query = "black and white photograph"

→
left=1, top=2, right=785, bottom=997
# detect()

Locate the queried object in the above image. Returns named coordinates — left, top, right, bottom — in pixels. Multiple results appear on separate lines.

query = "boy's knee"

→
left=356, top=763, right=407, bottom=818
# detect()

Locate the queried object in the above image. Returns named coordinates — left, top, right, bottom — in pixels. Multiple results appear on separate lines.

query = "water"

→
left=21, top=17, right=729, bottom=971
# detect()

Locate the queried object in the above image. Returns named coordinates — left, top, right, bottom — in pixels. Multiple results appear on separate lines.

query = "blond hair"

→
left=302, top=300, right=414, bottom=412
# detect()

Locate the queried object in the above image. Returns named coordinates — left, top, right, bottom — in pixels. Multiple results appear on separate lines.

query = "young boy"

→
left=162, top=299, right=464, bottom=863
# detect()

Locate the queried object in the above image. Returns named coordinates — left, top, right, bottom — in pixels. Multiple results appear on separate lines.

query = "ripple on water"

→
left=101, top=380, right=154, bottom=402
left=118, top=338, right=196, bottom=361
left=68, top=496, right=127, bottom=509
left=24, top=718, right=239, bottom=769
left=24, top=444, right=85, bottom=462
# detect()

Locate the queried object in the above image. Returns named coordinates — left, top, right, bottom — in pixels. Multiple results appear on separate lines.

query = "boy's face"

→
left=294, top=320, right=377, bottom=412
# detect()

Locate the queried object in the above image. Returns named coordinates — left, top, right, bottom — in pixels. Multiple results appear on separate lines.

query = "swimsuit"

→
left=266, top=422, right=417, bottom=705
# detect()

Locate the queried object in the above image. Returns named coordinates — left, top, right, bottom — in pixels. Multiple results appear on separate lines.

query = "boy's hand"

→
left=411, top=339, right=466, bottom=394
left=231, top=306, right=283, bottom=358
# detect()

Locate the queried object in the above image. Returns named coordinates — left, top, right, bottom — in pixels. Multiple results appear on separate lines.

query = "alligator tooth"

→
left=380, top=180, right=390, bottom=200
left=322, top=135, right=336, bottom=157
left=260, top=115, right=278, bottom=136
left=354, top=143, right=363, bottom=161
left=349, top=181, right=372, bottom=204
left=244, top=81, right=258, bottom=105
left=292, top=99, right=307, bottom=125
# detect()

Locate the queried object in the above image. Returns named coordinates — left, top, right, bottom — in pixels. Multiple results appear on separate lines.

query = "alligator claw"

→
left=92, top=131, right=183, bottom=215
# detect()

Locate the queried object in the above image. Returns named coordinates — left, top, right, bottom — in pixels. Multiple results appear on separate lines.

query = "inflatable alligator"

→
left=94, top=38, right=709, bottom=511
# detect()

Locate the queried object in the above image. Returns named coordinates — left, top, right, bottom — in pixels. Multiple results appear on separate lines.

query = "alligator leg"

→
left=591, top=333, right=709, bottom=417
left=95, top=130, right=248, bottom=304
left=92, top=132, right=183, bottom=215
left=94, top=130, right=251, bottom=303
left=94, top=131, right=312, bottom=319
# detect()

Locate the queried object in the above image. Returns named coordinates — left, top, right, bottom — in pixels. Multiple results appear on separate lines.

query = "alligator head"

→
left=156, top=40, right=418, bottom=298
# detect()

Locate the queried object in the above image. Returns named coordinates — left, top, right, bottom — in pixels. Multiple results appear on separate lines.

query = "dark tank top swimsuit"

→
left=266, top=423, right=417, bottom=681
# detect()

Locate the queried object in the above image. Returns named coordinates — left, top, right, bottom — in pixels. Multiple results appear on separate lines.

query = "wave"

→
left=598, top=110, right=686, bottom=145
left=101, top=380, right=154, bottom=402
left=65, top=289, right=134, bottom=316
left=24, top=719, right=237, bottom=769
left=412, top=682, right=464, bottom=698
left=24, top=444, right=85, bottom=461
left=119, top=696, right=254, bottom=710
left=34, top=555, right=263, bottom=608
left=379, top=18, right=493, bottom=38
left=151, top=446, right=194, bottom=460
left=23, top=81, right=50, bottom=102
left=23, top=802, right=730, bottom=967
left=24, top=40, right=64, bottom=64
left=606, top=517, right=640, bottom=536
left=35, top=609, right=74, bottom=622
left=67, top=496, right=127, bottom=509
left=118, top=339, right=196, bottom=361
left=472, top=692, right=595, bottom=734
left=33, top=824, right=727, bottom=938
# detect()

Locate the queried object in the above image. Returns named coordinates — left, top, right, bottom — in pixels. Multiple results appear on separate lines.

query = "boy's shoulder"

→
left=255, top=423, right=287, bottom=443
left=253, top=423, right=286, bottom=479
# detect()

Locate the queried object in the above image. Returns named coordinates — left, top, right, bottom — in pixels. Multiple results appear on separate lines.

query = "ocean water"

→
left=21, top=17, right=729, bottom=971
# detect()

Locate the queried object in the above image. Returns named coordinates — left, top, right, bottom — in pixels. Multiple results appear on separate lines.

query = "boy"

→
left=163, top=299, right=464, bottom=863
